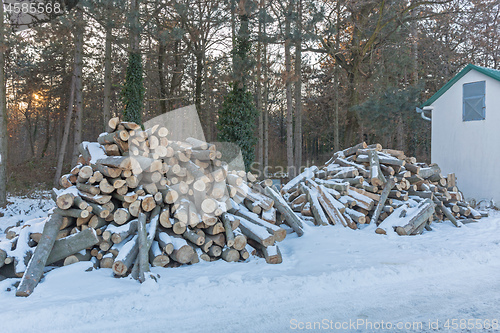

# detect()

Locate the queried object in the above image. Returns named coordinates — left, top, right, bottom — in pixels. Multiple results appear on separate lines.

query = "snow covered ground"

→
left=2, top=195, right=500, bottom=332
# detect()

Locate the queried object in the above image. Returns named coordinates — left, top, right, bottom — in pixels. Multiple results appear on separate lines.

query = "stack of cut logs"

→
left=282, top=142, right=487, bottom=236
left=2, top=118, right=307, bottom=288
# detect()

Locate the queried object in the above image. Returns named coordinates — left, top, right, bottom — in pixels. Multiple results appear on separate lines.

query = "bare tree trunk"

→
left=168, top=40, right=182, bottom=111
left=256, top=0, right=264, bottom=174
left=230, top=0, right=236, bottom=73
left=195, top=52, right=203, bottom=129
left=411, top=10, right=418, bottom=84
left=130, top=0, right=140, bottom=53
left=263, top=11, right=269, bottom=175
left=333, top=0, right=340, bottom=152
left=396, top=113, right=404, bottom=150
left=54, top=76, right=76, bottom=186
left=103, top=24, right=112, bottom=130
left=0, top=1, right=7, bottom=206
left=40, top=78, right=53, bottom=158
left=294, top=0, right=302, bottom=173
left=285, top=0, right=294, bottom=179
left=345, top=67, right=361, bottom=146
left=156, top=17, right=167, bottom=115
left=71, top=9, right=84, bottom=166
left=202, top=44, right=212, bottom=141
left=24, top=100, right=36, bottom=157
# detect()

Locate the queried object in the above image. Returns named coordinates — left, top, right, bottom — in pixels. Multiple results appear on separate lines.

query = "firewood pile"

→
left=281, top=142, right=488, bottom=236
left=2, top=117, right=307, bottom=296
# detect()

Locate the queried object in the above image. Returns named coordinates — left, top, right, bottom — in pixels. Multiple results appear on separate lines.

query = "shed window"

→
left=463, top=81, right=485, bottom=121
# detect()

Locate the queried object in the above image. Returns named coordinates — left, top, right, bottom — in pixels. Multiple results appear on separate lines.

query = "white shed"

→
left=421, top=64, right=500, bottom=207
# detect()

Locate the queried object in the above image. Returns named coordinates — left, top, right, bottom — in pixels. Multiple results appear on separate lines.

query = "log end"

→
left=112, top=261, right=128, bottom=276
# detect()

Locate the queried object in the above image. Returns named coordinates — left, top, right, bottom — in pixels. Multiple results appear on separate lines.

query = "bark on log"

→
left=338, top=142, right=367, bottom=158
left=149, top=241, right=170, bottom=267
left=17, top=212, right=64, bottom=296
left=300, top=184, right=328, bottom=226
left=434, top=200, right=459, bottom=227
left=264, top=187, right=304, bottom=236
left=372, top=178, right=396, bottom=226
left=280, top=166, right=318, bottom=194
left=207, top=244, right=222, bottom=257
left=418, top=164, right=441, bottom=179
left=247, top=239, right=282, bottom=264
left=96, top=156, right=132, bottom=170
left=237, top=216, right=274, bottom=247
left=239, top=247, right=250, bottom=260
left=183, top=229, right=205, bottom=246
left=395, top=199, right=435, bottom=235
left=169, top=237, right=195, bottom=264
left=78, top=191, right=111, bottom=205
left=0, top=249, right=6, bottom=269
left=221, top=247, right=239, bottom=262
left=137, top=212, right=150, bottom=282
left=46, top=228, right=100, bottom=265
left=53, top=190, right=75, bottom=210
left=221, top=213, right=236, bottom=247
left=112, top=235, right=139, bottom=276
left=235, top=209, right=286, bottom=242
left=93, top=164, right=122, bottom=178
left=155, top=231, right=174, bottom=255
left=63, top=250, right=91, bottom=266
left=314, top=179, right=349, bottom=193
left=368, top=150, right=386, bottom=187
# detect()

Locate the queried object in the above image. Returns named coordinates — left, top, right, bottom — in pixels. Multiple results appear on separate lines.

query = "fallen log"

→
left=264, top=187, right=304, bottom=236
left=221, top=247, right=240, bottom=262
left=300, top=184, right=328, bottom=226
left=280, top=166, right=318, bottom=194
left=237, top=215, right=275, bottom=247
left=372, top=178, right=396, bottom=226
left=234, top=209, right=286, bottom=242
left=394, top=199, right=435, bottom=235
left=149, top=241, right=170, bottom=267
left=46, top=228, right=100, bottom=265
left=247, top=239, right=282, bottom=264
left=16, top=214, right=64, bottom=297
left=169, top=237, right=195, bottom=264
left=368, top=150, right=386, bottom=187
left=221, top=213, right=236, bottom=247
left=112, top=235, right=139, bottom=276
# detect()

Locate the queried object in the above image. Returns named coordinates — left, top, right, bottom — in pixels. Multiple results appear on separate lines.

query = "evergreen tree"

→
left=218, top=3, right=258, bottom=171
left=121, top=52, right=144, bottom=125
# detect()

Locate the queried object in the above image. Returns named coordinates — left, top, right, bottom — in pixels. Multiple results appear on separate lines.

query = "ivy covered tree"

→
left=217, top=1, right=258, bottom=171
left=121, top=0, right=144, bottom=125
left=121, top=52, right=144, bottom=125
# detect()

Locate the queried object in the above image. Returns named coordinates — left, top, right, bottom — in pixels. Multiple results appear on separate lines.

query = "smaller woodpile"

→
left=2, top=118, right=306, bottom=296
left=281, top=142, right=487, bottom=235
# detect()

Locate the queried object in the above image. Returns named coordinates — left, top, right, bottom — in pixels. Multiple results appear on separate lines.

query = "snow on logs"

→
left=281, top=142, right=486, bottom=235
left=7, top=117, right=300, bottom=296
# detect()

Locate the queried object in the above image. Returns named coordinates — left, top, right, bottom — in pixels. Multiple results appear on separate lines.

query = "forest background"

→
left=1, top=0, right=498, bottom=201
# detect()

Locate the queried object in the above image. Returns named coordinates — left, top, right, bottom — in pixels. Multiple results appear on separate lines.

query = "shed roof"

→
left=421, top=64, right=500, bottom=107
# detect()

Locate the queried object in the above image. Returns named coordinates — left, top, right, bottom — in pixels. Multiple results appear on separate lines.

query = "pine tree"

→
left=218, top=3, right=258, bottom=171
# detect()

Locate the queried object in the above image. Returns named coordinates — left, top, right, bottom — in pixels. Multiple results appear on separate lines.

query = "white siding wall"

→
left=431, top=70, right=500, bottom=206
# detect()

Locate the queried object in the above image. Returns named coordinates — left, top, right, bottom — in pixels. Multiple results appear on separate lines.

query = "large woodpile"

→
left=2, top=134, right=490, bottom=296
left=3, top=118, right=306, bottom=296
left=281, top=142, right=488, bottom=235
